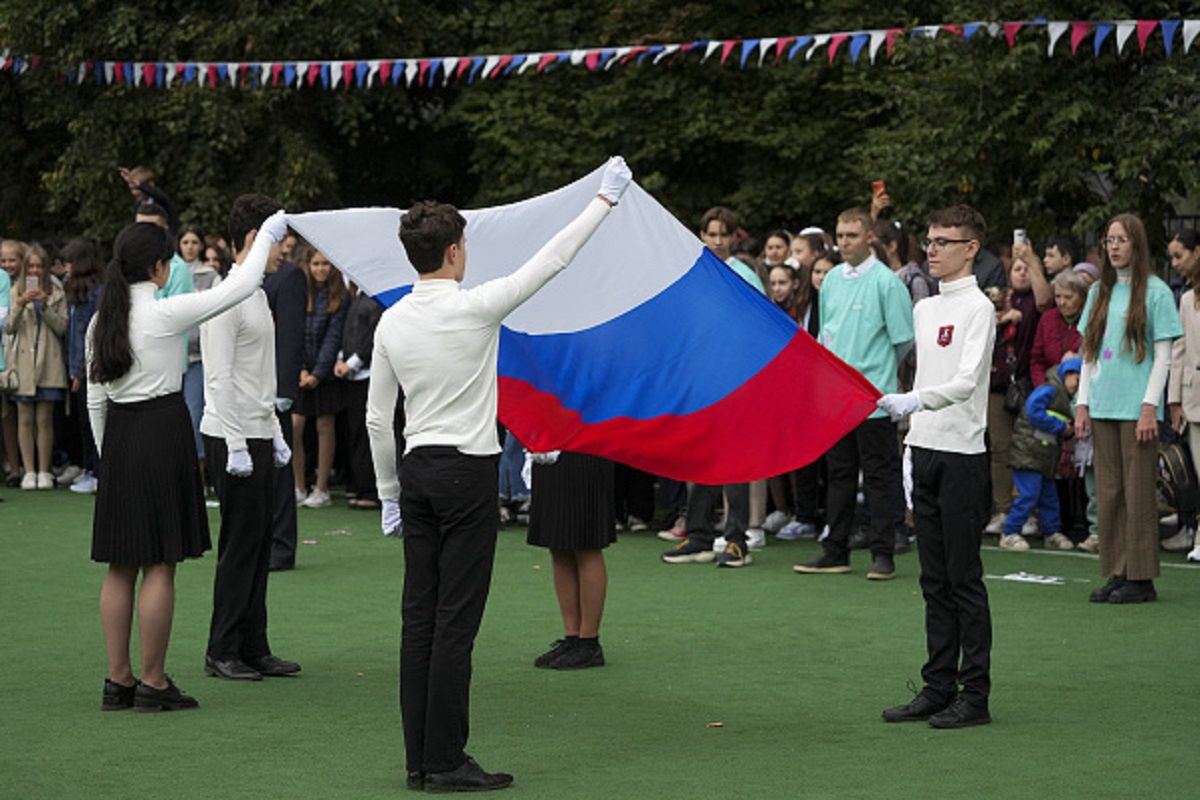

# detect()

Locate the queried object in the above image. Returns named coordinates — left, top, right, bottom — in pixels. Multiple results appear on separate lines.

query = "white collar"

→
left=841, top=255, right=879, bottom=279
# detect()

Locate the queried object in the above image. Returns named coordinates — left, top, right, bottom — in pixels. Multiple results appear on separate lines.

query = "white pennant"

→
left=480, top=54, right=500, bottom=79
left=1047, top=21, right=1069, bottom=55
left=257, top=63, right=269, bottom=87
left=916, top=25, right=940, bottom=39
left=868, top=30, right=887, bottom=64
left=103, top=62, right=114, bottom=84
left=1184, top=20, right=1200, bottom=53
left=606, top=46, right=632, bottom=70
left=440, top=57, right=459, bottom=83
left=133, top=62, right=144, bottom=86
left=295, top=61, right=309, bottom=88
left=806, top=33, right=831, bottom=61
left=569, top=49, right=586, bottom=65
left=516, top=54, right=537, bottom=75
left=164, top=62, right=177, bottom=87
left=227, top=63, right=238, bottom=86
left=404, top=59, right=418, bottom=86
left=78, top=60, right=89, bottom=84
left=330, top=60, right=343, bottom=89
left=758, top=37, right=778, bottom=66
left=654, top=44, right=680, bottom=63
left=366, top=59, right=381, bottom=87
left=987, top=22, right=1002, bottom=38
left=703, top=40, right=722, bottom=62
left=1115, top=21, right=1136, bottom=54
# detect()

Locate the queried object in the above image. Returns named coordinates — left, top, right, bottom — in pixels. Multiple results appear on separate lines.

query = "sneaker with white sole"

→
left=762, top=511, right=792, bottom=534
left=1076, top=533, right=1100, bottom=553
left=1188, top=541, right=1200, bottom=562
left=777, top=520, right=818, bottom=540
left=716, top=540, right=752, bottom=568
left=294, top=488, right=308, bottom=504
left=1160, top=526, right=1195, bottom=553
left=70, top=473, right=98, bottom=494
left=746, top=528, right=767, bottom=551
left=999, top=533, right=1030, bottom=551
left=984, top=513, right=1005, bottom=535
left=1044, top=533, right=1075, bottom=551
left=56, top=465, right=83, bottom=486
left=1021, top=516, right=1039, bottom=537
left=661, top=538, right=716, bottom=564
left=20, top=472, right=36, bottom=490
left=656, top=516, right=687, bottom=542
left=301, top=489, right=331, bottom=508
left=36, top=472, right=55, bottom=490
left=627, top=516, right=649, bottom=532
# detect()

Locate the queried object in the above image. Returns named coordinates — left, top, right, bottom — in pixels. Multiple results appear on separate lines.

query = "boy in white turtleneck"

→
left=875, top=204, right=996, bottom=730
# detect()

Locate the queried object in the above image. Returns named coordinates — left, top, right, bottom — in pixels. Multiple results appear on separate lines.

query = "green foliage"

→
left=2, top=0, right=1199, bottom=251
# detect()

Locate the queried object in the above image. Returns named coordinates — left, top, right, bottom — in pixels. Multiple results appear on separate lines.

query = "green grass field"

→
left=2, top=488, right=1197, bottom=799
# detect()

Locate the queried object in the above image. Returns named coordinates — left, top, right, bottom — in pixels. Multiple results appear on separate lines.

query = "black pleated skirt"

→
left=527, top=452, right=616, bottom=550
left=91, top=393, right=211, bottom=565
left=295, top=379, right=344, bottom=417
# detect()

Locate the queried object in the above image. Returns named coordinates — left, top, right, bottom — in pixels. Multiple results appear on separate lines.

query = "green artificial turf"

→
left=2, top=489, right=1198, bottom=799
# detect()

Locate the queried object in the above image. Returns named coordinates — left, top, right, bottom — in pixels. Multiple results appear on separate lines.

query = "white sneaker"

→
left=657, top=516, right=687, bottom=542
left=1160, top=513, right=1179, bottom=527
left=762, top=511, right=792, bottom=534
left=1161, top=526, right=1195, bottom=553
left=777, top=520, right=818, bottom=540
left=302, top=489, right=331, bottom=508
left=36, top=472, right=54, bottom=490
left=746, top=528, right=767, bottom=551
left=1044, top=533, right=1075, bottom=551
left=20, top=472, right=36, bottom=490
left=70, top=474, right=98, bottom=494
left=71, top=469, right=92, bottom=485
left=1000, top=533, right=1030, bottom=551
left=56, top=465, right=83, bottom=486
left=1076, top=533, right=1100, bottom=553
left=627, top=516, right=649, bottom=532
left=1021, top=516, right=1039, bottom=536
left=295, top=488, right=308, bottom=504
left=713, top=536, right=727, bottom=552
left=985, top=513, right=1005, bottom=535
left=1187, top=542, right=1200, bottom=562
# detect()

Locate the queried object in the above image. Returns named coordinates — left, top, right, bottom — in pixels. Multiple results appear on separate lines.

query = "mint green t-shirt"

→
left=727, top=257, right=765, bottom=295
left=1078, top=274, right=1181, bottom=420
left=818, top=260, right=914, bottom=418
left=156, top=254, right=195, bottom=300
left=0, top=269, right=10, bottom=370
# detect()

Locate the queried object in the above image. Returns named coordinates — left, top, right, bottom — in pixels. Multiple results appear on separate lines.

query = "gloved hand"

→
left=226, top=448, right=253, bottom=477
left=529, top=450, right=561, bottom=465
left=272, top=435, right=292, bottom=468
left=259, top=209, right=289, bottom=244
left=877, top=391, right=922, bottom=421
left=274, top=397, right=293, bottom=413
left=902, top=446, right=913, bottom=511
left=381, top=498, right=403, bottom=538
left=598, top=156, right=632, bottom=205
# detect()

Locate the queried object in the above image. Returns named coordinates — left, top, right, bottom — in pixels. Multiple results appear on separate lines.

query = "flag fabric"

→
left=286, top=164, right=878, bottom=483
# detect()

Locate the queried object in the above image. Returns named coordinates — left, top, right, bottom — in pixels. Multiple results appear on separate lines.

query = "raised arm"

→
left=84, top=319, right=108, bottom=456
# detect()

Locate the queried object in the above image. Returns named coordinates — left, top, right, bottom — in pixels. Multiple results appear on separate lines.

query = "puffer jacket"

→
left=1009, top=363, right=1075, bottom=476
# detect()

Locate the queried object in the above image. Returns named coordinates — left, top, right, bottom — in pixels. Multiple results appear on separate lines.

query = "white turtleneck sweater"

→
left=904, top=273, right=997, bottom=455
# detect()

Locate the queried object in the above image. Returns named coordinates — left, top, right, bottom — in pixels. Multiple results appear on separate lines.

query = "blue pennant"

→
left=849, top=33, right=869, bottom=63
left=789, top=36, right=814, bottom=60
left=1094, top=23, right=1113, bottom=55
left=739, top=39, right=760, bottom=68
left=1161, top=19, right=1181, bottom=56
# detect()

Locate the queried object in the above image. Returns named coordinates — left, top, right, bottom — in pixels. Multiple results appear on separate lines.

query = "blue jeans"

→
left=1004, top=469, right=1062, bottom=535
left=182, top=361, right=205, bottom=458
left=497, top=429, right=529, bottom=501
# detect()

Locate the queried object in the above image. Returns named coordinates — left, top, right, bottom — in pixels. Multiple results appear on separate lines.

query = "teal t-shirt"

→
left=727, top=257, right=765, bottom=295
left=156, top=254, right=195, bottom=300
left=1078, top=274, right=1181, bottom=420
left=0, top=269, right=9, bottom=370
left=818, top=260, right=914, bottom=418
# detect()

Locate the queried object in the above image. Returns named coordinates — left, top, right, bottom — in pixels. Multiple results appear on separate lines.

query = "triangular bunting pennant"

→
left=758, top=37, right=777, bottom=66
left=143, top=63, right=157, bottom=86
left=942, top=24, right=962, bottom=36
left=774, top=37, right=794, bottom=62
left=133, top=62, right=144, bottom=87
left=654, top=44, right=680, bottom=64
left=739, top=39, right=759, bottom=68
left=1004, top=22, right=1024, bottom=47
left=1116, top=21, right=1136, bottom=54
left=494, top=55, right=515, bottom=77
left=719, top=40, right=738, bottom=65
left=1184, top=20, right=1200, bottom=53
left=869, top=30, right=887, bottom=63
left=849, top=33, right=869, bottom=63
left=608, top=46, right=633, bottom=68
left=701, top=40, right=721, bottom=62
left=329, top=61, right=342, bottom=89
left=807, top=34, right=831, bottom=61
left=357, top=61, right=371, bottom=87
left=441, top=57, right=460, bottom=82
left=1161, top=20, right=1180, bottom=55
left=536, top=52, right=557, bottom=73
left=1136, top=20, right=1158, bottom=52
left=963, top=22, right=982, bottom=39
left=206, top=64, right=219, bottom=87
left=789, top=36, right=814, bottom=60
left=417, top=59, right=429, bottom=86
left=886, top=28, right=902, bottom=56
left=344, top=61, right=359, bottom=89
left=1047, top=21, right=1069, bottom=55
left=318, top=63, right=331, bottom=89
left=1094, top=23, right=1113, bottom=54
left=1070, top=22, right=1091, bottom=55
left=404, top=59, right=419, bottom=86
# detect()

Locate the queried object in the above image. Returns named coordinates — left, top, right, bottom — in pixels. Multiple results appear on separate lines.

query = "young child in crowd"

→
left=1001, top=358, right=1081, bottom=551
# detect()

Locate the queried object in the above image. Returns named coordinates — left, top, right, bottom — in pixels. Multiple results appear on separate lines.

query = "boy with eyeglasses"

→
left=875, top=204, right=997, bottom=728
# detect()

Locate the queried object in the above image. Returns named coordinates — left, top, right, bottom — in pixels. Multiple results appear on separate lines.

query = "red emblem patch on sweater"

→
left=937, top=325, right=954, bottom=347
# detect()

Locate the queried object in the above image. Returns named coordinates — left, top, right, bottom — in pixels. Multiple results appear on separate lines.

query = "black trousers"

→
left=399, top=447, right=499, bottom=774
left=270, top=409, right=298, bottom=569
left=911, top=446, right=992, bottom=705
left=205, top=436, right=274, bottom=661
left=685, top=482, right=749, bottom=546
left=341, top=380, right=377, bottom=500
left=614, top=462, right=655, bottom=523
left=823, top=417, right=901, bottom=559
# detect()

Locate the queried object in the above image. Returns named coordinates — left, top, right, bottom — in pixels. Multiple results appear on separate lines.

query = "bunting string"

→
left=1, top=18, right=1196, bottom=89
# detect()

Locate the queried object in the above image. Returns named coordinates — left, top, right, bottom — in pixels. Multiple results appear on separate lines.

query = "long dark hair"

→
left=62, top=238, right=103, bottom=305
left=298, top=244, right=345, bottom=314
left=1082, top=213, right=1153, bottom=364
left=89, top=223, right=173, bottom=384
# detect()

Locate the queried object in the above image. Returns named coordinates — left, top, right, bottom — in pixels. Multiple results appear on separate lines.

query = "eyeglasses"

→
left=1102, top=236, right=1130, bottom=248
left=922, top=237, right=973, bottom=251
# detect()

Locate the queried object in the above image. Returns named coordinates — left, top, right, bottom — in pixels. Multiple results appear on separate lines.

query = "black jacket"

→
left=264, top=261, right=307, bottom=401
left=341, top=292, right=384, bottom=368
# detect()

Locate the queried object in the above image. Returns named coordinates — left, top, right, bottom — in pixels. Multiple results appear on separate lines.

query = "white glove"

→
left=529, top=450, right=561, bottom=465
left=226, top=448, right=253, bottom=477
left=382, top=498, right=403, bottom=538
left=274, top=397, right=294, bottom=413
left=598, top=156, right=632, bottom=205
left=259, top=209, right=289, bottom=244
left=272, top=435, right=292, bottom=468
left=902, top=446, right=913, bottom=511
left=877, top=391, right=921, bottom=421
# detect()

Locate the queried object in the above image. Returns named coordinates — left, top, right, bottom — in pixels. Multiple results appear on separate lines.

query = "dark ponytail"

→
left=89, top=223, right=173, bottom=384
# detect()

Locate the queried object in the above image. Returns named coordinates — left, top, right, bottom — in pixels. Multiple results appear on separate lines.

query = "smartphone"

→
left=1013, top=228, right=1028, bottom=245
left=24, top=275, right=39, bottom=293
left=872, top=180, right=887, bottom=197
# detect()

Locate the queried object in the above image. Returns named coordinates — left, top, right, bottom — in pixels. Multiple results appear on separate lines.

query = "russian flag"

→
left=286, top=162, right=878, bottom=483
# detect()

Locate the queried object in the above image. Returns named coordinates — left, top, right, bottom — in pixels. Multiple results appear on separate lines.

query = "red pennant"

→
left=828, top=33, right=849, bottom=63
left=31, top=55, right=41, bottom=70
left=113, top=63, right=125, bottom=85
left=342, top=61, right=356, bottom=88
left=584, top=50, right=601, bottom=70
left=207, top=64, right=219, bottom=87
left=1136, top=20, right=1158, bottom=52
left=492, top=55, right=514, bottom=77
left=775, top=36, right=795, bottom=62
left=536, top=53, right=557, bottom=73
left=418, top=59, right=429, bottom=85
left=886, top=28, right=902, bottom=56
left=1070, top=22, right=1091, bottom=55
left=270, top=63, right=283, bottom=85
left=1004, top=22, right=1024, bottom=48
left=942, top=24, right=963, bottom=36
left=142, top=63, right=157, bottom=86
left=455, top=59, right=473, bottom=81
left=719, top=39, right=738, bottom=65
left=623, top=46, right=647, bottom=64
left=377, top=60, right=393, bottom=85
left=306, top=63, right=321, bottom=86
left=176, top=63, right=187, bottom=80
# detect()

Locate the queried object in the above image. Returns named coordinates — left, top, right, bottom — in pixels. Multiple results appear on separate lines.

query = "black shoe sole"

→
left=424, top=779, right=514, bottom=793
left=929, top=714, right=991, bottom=729
left=204, top=665, right=263, bottom=681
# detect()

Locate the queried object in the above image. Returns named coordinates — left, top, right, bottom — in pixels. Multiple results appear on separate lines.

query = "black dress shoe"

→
left=882, top=689, right=951, bottom=722
left=102, top=678, right=136, bottom=711
left=406, top=771, right=424, bottom=790
left=134, top=677, right=199, bottom=712
left=1089, top=575, right=1125, bottom=603
left=534, top=638, right=575, bottom=668
left=1109, top=579, right=1157, bottom=604
left=425, top=757, right=513, bottom=793
left=205, top=655, right=263, bottom=681
left=551, top=641, right=604, bottom=670
left=928, top=696, right=991, bottom=729
left=245, top=654, right=302, bottom=676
